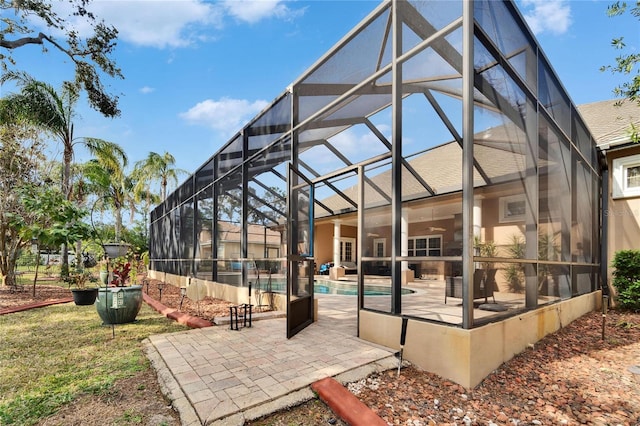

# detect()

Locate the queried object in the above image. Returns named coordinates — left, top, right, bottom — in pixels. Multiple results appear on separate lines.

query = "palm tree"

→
left=2, top=72, right=126, bottom=272
left=133, top=151, right=186, bottom=201
left=130, top=172, right=160, bottom=240
left=84, top=144, right=131, bottom=243
left=2, top=72, right=125, bottom=199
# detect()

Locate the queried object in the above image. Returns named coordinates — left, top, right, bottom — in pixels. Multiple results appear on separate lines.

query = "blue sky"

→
left=5, top=0, right=639, bottom=192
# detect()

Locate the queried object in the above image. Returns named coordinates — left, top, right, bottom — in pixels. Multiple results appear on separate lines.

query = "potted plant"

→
left=95, top=253, right=144, bottom=325
left=69, top=271, right=99, bottom=306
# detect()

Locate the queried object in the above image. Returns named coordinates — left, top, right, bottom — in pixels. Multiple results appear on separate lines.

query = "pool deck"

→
left=145, top=293, right=397, bottom=425
left=145, top=275, right=540, bottom=424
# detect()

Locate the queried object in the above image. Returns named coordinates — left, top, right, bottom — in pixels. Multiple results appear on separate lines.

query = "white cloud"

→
left=139, top=86, right=155, bottom=94
left=88, top=1, right=223, bottom=48
left=325, top=125, right=391, bottom=158
left=221, top=0, right=302, bottom=24
left=180, top=97, right=269, bottom=135
left=521, top=0, right=572, bottom=35
left=44, top=0, right=303, bottom=49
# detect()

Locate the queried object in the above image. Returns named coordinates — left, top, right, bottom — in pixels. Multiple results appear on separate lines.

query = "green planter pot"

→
left=99, top=271, right=109, bottom=285
left=95, top=285, right=143, bottom=325
left=71, top=288, right=99, bottom=306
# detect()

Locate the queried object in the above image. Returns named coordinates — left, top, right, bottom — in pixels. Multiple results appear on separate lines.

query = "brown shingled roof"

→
left=577, top=99, right=640, bottom=148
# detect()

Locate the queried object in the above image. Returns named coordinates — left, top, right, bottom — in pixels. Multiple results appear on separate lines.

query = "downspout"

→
left=598, top=149, right=609, bottom=298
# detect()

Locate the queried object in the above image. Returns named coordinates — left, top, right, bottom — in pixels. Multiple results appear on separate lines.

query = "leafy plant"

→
left=612, top=249, right=640, bottom=311
left=474, top=236, right=498, bottom=270
left=66, top=271, right=94, bottom=289
left=111, top=257, right=132, bottom=287
left=504, top=234, right=525, bottom=293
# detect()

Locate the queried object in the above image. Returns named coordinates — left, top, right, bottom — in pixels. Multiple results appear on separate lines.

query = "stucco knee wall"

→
left=359, top=291, right=601, bottom=389
left=147, top=269, right=286, bottom=310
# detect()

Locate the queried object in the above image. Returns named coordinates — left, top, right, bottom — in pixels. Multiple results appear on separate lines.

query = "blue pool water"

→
left=263, top=280, right=414, bottom=296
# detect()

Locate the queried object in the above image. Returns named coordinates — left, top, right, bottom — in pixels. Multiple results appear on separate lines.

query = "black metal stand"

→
left=229, top=304, right=253, bottom=330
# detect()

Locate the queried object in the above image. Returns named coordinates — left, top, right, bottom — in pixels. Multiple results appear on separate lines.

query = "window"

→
left=408, top=235, right=442, bottom=257
left=499, top=194, right=526, bottom=223
left=613, top=154, right=640, bottom=198
left=628, top=166, right=640, bottom=188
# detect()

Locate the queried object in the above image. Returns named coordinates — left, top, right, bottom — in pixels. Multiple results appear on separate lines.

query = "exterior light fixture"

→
left=180, top=286, right=187, bottom=310
left=157, top=281, right=165, bottom=302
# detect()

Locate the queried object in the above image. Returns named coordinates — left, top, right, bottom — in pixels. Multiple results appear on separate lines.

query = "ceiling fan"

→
left=414, top=226, right=446, bottom=233
left=426, top=226, right=446, bottom=232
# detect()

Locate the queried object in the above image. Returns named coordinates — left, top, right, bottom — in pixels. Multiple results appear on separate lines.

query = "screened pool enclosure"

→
left=149, top=0, right=602, bottom=340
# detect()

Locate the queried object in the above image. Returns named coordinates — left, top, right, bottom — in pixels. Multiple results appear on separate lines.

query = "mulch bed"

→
left=0, top=279, right=237, bottom=321
left=350, top=309, right=640, bottom=425
left=0, top=283, right=74, bottom=311
left=140, top=277, right=237, bottom=321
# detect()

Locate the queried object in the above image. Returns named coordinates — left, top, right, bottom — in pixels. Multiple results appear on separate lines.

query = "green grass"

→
left=0, top=300, right=188, bottom=425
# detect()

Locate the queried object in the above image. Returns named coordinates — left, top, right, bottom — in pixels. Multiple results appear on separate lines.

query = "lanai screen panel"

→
left=397, top=1, right=467, bottom=322
left=474, top=0, right=537, bottom=97
left=294, top=4, right=393, bottom=177
left=213, top=137, right=244, bottom=282
left=470, top=0, right=601, bottom=316
left=195, top=185, right=214, bottom=280
left=193, top=159, right=214, bottom=280
left=246, top=141, right=289, bottom=278
left=248, top=93, right=291, bottom=155
left=362, top=159, right=393, bottom=313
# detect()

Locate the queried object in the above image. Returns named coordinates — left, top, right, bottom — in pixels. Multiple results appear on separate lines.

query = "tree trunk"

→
left=61, top=143, right=73, bottom=278
left=115, top=208, right=123, bottom=242
left=0, top=228, right=21, bottom=288
left=33, top=244, right=41, bottom=297
left=76, top=240, right=83, bottom=268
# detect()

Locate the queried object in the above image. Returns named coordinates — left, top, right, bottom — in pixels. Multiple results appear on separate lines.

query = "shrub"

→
left=611, top=249, right=640, bottom=311
left=504, top=234, right=525, bottom=293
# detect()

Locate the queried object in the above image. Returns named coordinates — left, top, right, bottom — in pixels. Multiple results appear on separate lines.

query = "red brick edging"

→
left=142, top=293, right=213, bottom=328
left=0, top=298, right=74, bottom=315
left=311, top=377, right=387, bottom=426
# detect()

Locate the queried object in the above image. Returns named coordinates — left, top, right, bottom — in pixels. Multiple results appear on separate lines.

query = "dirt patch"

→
left=38, top=369, right=181, bottom=426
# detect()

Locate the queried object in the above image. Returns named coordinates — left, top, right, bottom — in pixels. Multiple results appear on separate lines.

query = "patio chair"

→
left=474, top=268, right=496, bottom=304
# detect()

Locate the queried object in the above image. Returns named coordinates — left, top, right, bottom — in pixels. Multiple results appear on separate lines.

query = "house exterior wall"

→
left=314, top=222, right=358, bottom=267
left=606, top=145, right=640, bottom=282
left=148, top=269, right=288, bottom=310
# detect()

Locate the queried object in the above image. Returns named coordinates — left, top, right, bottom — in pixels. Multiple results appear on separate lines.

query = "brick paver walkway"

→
left=146, top=295, right=396, bottom=425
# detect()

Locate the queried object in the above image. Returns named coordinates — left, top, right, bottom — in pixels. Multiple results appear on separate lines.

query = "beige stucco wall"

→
left=315, top=222, right=335, bottom=266
left=360, top=291, right=600, bottom=388
left=607, top=147, right=640, bottom=286
left=314, top=221, right=358, bottom=267
left=147, top=269, right=286, bottom=310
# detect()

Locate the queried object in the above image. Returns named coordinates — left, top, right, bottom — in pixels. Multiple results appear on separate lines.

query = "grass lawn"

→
left=0, top=296, right=187, bottom=425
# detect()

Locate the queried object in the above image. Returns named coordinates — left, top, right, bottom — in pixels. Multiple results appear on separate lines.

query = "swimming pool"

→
left=259, top=279, right=414, bottom=296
